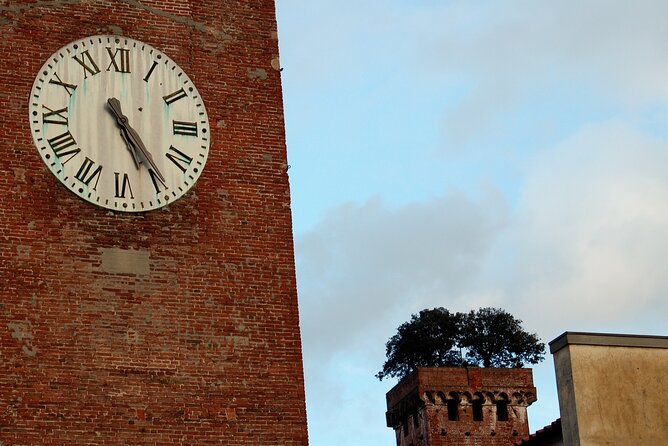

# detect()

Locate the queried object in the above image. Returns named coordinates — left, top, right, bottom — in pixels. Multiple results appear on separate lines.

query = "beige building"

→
left=550, top=332, right=668, bottom=446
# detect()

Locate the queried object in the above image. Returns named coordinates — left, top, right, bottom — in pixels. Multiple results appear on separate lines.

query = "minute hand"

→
left=106, top=98, right=166, bottom=183
left=106, top=99, right=141, bottom=168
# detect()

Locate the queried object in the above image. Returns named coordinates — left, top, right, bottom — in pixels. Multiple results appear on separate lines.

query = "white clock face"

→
left=29, top=35, right=210, bottom=212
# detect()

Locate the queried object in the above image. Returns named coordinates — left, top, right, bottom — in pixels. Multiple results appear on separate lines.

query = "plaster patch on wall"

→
left=247, top=68, right=268, bottom=80
left=97, top=24, right=123, bottom=35
left=7, top=321, right=38, bottom=357
left=271, top=57, right=280, bottom=71
left=7, top=322, right=32, bottom=342
left=22, top=345, right=37, bottom=357
left=13, top=168, right=26, bottom=182
left=0, top=17, right=16, bottom=26
left=225, top=407, right=238, bottom=421
left=0, top=0, right=83, bottom=14
left=99, top=248, right=150, bottom=276
left=0, top=1, right=232, bottom=41
left=126, top=328, right=140, bottom=345
left=16, top=245, right=31, bottom=260
left=116, top=0, right=232, bottom=39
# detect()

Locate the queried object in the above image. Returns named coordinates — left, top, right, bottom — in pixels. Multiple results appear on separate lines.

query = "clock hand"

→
left=107, top=98, right=142, bottom=166
left=125, top=124, right=166, bottom=183
left=119, top=127, right=141, bottom=169
left=106, top=98, right=166, bottom=183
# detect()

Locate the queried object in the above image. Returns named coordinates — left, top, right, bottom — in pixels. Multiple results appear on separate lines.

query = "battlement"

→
left=386, top=367, right=536, bottom=446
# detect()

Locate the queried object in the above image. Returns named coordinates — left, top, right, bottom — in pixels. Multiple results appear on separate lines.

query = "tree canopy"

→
left=376, top=307, right=545, bottom=381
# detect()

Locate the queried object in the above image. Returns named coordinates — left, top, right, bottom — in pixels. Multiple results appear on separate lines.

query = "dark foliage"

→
left=376, top=307, right=545, bottom=381
left=375, top=308, right=463, bottom=381
left=459, top=307, right=545, bottom=368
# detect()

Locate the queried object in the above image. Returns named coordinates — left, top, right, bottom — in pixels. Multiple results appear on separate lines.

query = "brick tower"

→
left=386, top=368, right=537, bottom=446
left=0, top=2, right=308, bottom=445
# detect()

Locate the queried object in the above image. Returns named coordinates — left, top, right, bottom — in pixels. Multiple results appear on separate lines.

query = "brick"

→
left=386, top=367, right=537, bottom=446
left=0, top=1, right=307, bottom=445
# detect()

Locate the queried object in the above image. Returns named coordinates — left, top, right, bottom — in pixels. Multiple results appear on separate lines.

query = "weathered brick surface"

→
left=0, top=1, right=308, bottom=444
left=387, top=368, right=536, bottom=446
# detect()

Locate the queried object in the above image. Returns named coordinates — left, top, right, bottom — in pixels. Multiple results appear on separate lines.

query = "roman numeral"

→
left=106, top=47, right=131, bottom=73
left=42, top=105, right=68, bottom=126
left=163, top=88, right=187, bottom=105
left=144, top=61, right=158, bottom=82
left=114, top=172, right=134, bottom=199
left=72, top=50, right=101, bottom=79
left=74, top=157, right=102, bottom=190
left=48, top=131, right=80, bottom=164
left=49, top=73, right=77, bottom=97
left=165, top=145, right=193, bottom=173
left=148, top=168, right=168, bottom=193
left=173, top=121, right=197, bottom=136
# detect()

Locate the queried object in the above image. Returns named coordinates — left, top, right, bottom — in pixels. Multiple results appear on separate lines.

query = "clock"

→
left=28, top=35, right=210, bottom=212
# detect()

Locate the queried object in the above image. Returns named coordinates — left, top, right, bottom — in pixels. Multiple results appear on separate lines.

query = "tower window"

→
left=472, top=399, right=483, bottom=421
left=447, top=399, right=459, bottom=421
left=496, top=400, right=508, bottom=421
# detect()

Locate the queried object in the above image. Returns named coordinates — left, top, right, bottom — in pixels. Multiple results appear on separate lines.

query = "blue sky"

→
left=275, top=1, right=668, bottom=444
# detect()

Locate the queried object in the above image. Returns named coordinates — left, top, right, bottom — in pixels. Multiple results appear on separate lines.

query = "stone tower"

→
left=386, top=367, right=536, bottom=446
left=0, top=1, right=308, bottom=445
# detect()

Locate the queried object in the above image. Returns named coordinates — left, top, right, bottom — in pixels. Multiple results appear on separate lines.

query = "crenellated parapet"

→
left=422, top=389, right=536, bottom=406
left=386, top=367, right=537, bottom=446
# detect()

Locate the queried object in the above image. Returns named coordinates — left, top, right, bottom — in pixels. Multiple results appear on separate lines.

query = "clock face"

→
left=29, top=35, right=210, bottom=212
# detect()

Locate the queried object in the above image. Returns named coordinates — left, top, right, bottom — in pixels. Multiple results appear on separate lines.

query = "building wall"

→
left=0, top=2, right=307, bottom=445
left=515, top=419, right=564, bottom=446
left=551, top=333, right=668, bottom=446
left=386, top=367, right=537, bottom=446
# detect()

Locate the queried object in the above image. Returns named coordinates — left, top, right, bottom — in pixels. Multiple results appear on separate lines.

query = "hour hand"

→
left=106, top=98, right=165, bottom=182
left=107, top=98, right=128, bottom=127
left=107, top=98, right=141, bottom=166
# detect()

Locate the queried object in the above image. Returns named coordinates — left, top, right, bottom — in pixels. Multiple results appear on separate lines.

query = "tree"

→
left=376, top=307, right=545, bottom=381
left=375, top=308, right=463, bottom=381
left=459, top=307, right=545, bottom=368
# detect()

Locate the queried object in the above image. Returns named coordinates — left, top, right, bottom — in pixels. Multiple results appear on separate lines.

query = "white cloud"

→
left=297, top=189, right=509, bottom=362
left=297, top=121, right=668, bottom=355
left=411, top=1, right=668, bottom=146
left=508, top=121, right=668, bottom=332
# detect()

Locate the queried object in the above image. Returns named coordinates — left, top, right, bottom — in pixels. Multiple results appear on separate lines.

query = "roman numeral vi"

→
left=114, top=172, right=134, bottom=198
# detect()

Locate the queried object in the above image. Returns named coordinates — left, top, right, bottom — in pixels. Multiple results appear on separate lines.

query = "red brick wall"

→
left=387, top=368, right=536, bottom=446
left=0, top=1, right=308, bottom=444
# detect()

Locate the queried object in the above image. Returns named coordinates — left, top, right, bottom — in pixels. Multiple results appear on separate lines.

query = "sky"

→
left=274, top=1, right=668, bottom=445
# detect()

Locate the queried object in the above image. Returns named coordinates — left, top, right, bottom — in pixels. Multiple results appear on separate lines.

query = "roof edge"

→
left=549, top=332, right=668, bottom=354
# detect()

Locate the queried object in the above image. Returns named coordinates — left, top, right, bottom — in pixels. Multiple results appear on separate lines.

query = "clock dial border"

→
left=28, top=35, right=211, bottom=212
